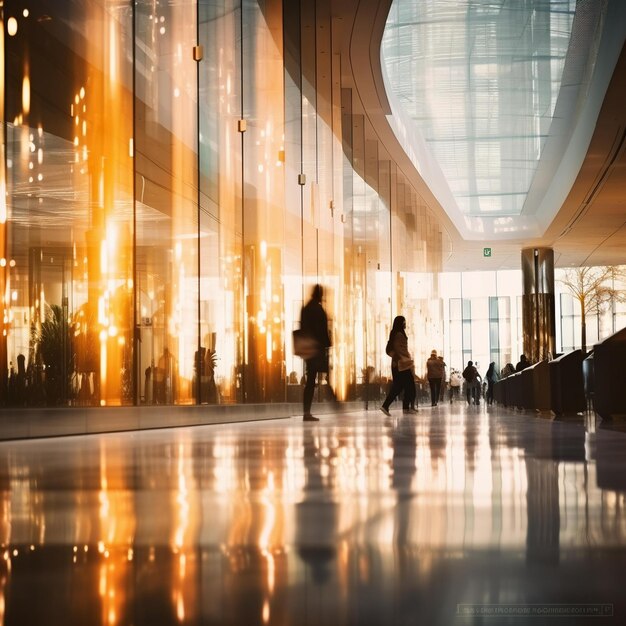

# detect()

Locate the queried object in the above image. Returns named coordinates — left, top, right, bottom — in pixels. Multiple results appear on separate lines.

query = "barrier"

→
left=582, top=352, right=594, bottom=408
left=493, top=378, right=505, bottom=405
left=590, top=326, right=626, bottom=420
left=507, top=371, right=523, bottom=409
left=549, top=349, right=585, bottom=415
left=521, top=360, right=551, bottom=411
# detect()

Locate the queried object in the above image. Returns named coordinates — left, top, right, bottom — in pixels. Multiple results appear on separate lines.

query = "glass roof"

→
left=382, top=0, right=580, bottom=218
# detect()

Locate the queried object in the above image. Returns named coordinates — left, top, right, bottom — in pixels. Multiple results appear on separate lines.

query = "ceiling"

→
left=345, top=0, right=626, bottom=271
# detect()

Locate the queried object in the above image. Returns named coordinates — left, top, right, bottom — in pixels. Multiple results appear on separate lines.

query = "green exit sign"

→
left=483, top=247, right=492, bottom=257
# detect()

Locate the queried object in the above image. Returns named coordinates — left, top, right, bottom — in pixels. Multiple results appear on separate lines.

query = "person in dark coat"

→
left=300, top=284, right=337, bottom=421
left=380, top=316, right=417, bottom=416
left=462, top=360, right=482, bottom=405
left=485, top=362, right=498, bottom=405
left=515, top=354, right=530, bottom=372
left=426, top=350, right=445, bottom=406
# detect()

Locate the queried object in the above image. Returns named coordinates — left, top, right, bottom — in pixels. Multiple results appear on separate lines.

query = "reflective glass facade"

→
left=0, top=1, right=444, bottom=408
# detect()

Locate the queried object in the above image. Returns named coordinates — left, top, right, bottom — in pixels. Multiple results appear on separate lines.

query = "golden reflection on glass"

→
left=0, top=2, right=134, bottom=408
left=75, top=5, right=133, bottom=406
left=241, top=0, right=286, bottom=402
left=1, top=0, right=451, bottom=408
left=0, top=4, right=7, bottom=399
left=21, top=74, right=29, bottom=116
left=135, top=0, right=198, bottom=405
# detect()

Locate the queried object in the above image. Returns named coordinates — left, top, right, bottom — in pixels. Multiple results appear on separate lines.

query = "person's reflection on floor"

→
left=428, top=412, right=447, bottom=472
left=390, top=417, right=418, bottom=551
left=296, top=431, right=337, bottom=587
left=464, top=415, right=480, bottom=471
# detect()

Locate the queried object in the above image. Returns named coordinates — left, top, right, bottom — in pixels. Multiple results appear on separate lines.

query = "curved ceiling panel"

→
left=381, top=0, right=623, bottom=241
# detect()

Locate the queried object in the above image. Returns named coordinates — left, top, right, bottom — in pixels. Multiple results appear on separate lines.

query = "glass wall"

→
left=440, top=266, right=626, bottom=381
left=0, top=1, right=445, bottom=409
left=2, top=2, right=135, bottom=407
left=441, top=270, right=523, bottom=378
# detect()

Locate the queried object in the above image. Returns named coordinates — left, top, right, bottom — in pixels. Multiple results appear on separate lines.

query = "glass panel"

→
left=241, top=0, right=285, bottom=402
left=382, top=0, right=581, bottom=217
left=349, top=113, right=367, bottom=401
left=135, top=0, right=198, bottom=405
left=449, top=299, right=463, bottom=372
left=498, top=296, right=512, bottom=368
left=489, top=296, right=499, bottom=366
left=3, top=2, right=134, bottom=407
left=198, top=0, right=242, bottom=405
left=450, top=298, right=461, bottom=320
left=283, top=0, right=305, bottom=402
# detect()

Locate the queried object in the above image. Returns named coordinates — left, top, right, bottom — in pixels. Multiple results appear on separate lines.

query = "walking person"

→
left=380, top=316, right=417, bottom=416
left=300, top=284, right=337, bottom=422
left=438, top=355, right=448, bottom=403
left=426, top=350, right=445, bottom=407
left=485, top=362, right=498, bottom=405
left=449, top=368, right=462, bottom=402
left=462, top=360, right=482, bottom=405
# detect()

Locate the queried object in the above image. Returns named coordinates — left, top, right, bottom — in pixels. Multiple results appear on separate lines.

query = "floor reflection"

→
left=1, top=405, right=626, bottom=625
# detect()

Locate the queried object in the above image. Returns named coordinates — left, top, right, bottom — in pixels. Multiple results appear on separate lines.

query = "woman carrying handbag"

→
left=380, top=316, right=418, bottom=415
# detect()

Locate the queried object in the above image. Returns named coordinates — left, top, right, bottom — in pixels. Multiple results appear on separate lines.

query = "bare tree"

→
left=559, top=266, right=625, bottom=353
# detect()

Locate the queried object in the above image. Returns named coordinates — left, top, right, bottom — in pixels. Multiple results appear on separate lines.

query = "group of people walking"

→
left=296, top=284, right=520, bottom=420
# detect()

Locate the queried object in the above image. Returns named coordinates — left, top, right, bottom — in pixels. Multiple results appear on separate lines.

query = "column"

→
left=521, top=247, right=556, bottom=362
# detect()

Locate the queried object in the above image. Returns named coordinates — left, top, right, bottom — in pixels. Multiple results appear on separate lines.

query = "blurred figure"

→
left=438, top=355, right=448, bottom=402
left=380, top=316, right=417, bottom=416
left=462, top=360, right=482, bottom=405
left=426, top=350, right=445, bottom=407
left=485, top=362, right=499, bottom=405
left=300, top=284, right=337, bottom=422
left=449, top=368, right=462, bottom=402
left=155, top=347, right=177, bottom=404
left=144, top=365, right=153, bottom=404
left=516, top=354, right=530, bottom=372
left=501, top=362, right=515, bottom=378
left=16, top=354, right=26, bottom=406
left=296, top=431, right=338, bottom=583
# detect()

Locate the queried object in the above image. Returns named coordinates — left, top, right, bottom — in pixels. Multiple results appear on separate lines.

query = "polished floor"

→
left=1, top=401, right=625, bottom=625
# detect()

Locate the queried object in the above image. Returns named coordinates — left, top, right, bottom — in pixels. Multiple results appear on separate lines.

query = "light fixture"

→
left=7, top=17, right=18, bottom=36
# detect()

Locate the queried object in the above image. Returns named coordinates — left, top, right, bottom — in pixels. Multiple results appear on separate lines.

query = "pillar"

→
left=521, top=247, right=556, bottom=362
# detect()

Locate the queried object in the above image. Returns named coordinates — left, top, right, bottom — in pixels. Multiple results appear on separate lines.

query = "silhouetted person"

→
left=449, top=368, right=462, bottom=402
left=16, top=354, right=26, bottom=406
left=438, top=355, right=447, bottom=401
left=300, top=284, right=336, bottom=421
left=501, top=362, right=515, bottom=378
left=462, top=360, right=481, bottom=405
left=155, top=348, right=176, bottom=404
left=516, top=354, right=530, bottom=372
left=380, top=316, right=417, bottom=416
left=144, top=365, right=153, bottom=404
left=485, top=361, right=498, bottom=405
left=426, top=350, right=445, bottom=406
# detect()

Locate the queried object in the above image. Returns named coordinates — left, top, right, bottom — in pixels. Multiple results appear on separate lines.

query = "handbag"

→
left=292, top=329, right=319, bottom=359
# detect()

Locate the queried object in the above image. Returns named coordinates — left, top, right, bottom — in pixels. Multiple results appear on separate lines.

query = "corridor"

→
left=0, top=403, right=624, bottom=625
